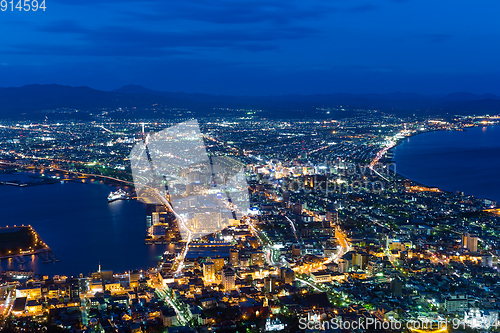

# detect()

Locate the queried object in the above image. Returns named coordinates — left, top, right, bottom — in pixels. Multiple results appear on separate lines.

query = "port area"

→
left=144, top=205, right=181, bottom=245
left=0, top=225, right=52, bottom=260
left=0, top=170, right=60, bottom=187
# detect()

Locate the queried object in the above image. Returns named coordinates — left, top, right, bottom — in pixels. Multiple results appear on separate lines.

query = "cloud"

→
left=28, top=14, right=319, bottom=58
left=7, top=42, right=191, bottom=57
left=348, top=4, right=380, bottom=12
left=24, top=0, right=392, bottom=59
left=39, top=20, right=90, bottom=34
left=423, top=34, right=452, bottom=43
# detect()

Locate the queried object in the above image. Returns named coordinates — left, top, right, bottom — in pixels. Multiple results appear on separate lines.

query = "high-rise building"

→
left=445, top=294, right=468, bottom=312
left=229, top=248, right=239, bottom=267
left=353, top=252, right=368, bottom=270
left=264, top=275, right=277, bottom=293
left=222, top=267, right=235, bottom=290
left=462, top=232, right=478, bottom=252
left=203, top=262, right=215, bottom=283
left=212, top=257, right=224, bottom=273
left=279, top=267, right=295, bottom=284
left=326, top=211, right=338, bottom=226
left=338, top=259, right=349, bottom=273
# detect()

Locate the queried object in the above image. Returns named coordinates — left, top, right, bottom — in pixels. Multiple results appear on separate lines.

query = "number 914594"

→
left=1, top=0, right=46, bottom=11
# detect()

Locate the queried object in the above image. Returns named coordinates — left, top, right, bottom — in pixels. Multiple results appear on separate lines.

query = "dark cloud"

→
left=348, top=4, right=381, bottom=12
left=39, top=20, right=90, bottom=34
left=0, top=0, right=498, bottom=95
left=6, top=43, right=190, bottom=57
left=31, top=17, right=318, bottom=57
left=143, top=1, right=331, bottom=25
left=424, top=34, right=452, bottom=43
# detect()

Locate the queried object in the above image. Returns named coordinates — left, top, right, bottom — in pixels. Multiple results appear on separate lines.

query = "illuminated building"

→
left=251, top=251, right=265, bottom=266
left=16, top=286, right=41, bottom=300
left=310, top=270, right=331, bottom=283
left=326, top=210, right=338, bottom=226
left=228, top=218, right=239, bottom=226
left=26, top=300, right=43, bottom=315
left=12, top=297, right=27, bottom=316
left=129, top=270, right=141, bottom=289
left=212, top=257, right=224, bottom=273
left=203, top=261, right=215, bottom=283
left=445, top=294, right=468, bottom=313
left=353, top=252, right=368, bottom=270
left=264, top=275, right=277, bottom=293
left=191, top=212, right=222, bottom=234
left=104, top=281, right=122, bottom=292
left=265, top=315, right=285, bottom=331
left=279, top=267, right=295, bottom=284
left=338, top=259, right=349, bottom=273
left=247, top=236, right=259, bottom=249
left=304, top=175, right=327, bottom=190
left=229, top=248, right=239, bottom=266
left=462, top=232, right=478, bottom=252
left=222, top=267, right=235, bottom=290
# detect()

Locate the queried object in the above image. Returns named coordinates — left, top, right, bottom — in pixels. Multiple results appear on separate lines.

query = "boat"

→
left=107, top=189, right=130, bottom=202
left=14, top=256, right=26, bottom=264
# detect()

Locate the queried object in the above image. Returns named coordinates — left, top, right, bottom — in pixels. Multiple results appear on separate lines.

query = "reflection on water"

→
left=0, top=175, right=166, bottom=276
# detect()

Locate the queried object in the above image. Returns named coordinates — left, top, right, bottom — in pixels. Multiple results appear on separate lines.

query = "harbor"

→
left=0, top=225, right=51, bottom=260
left=0, top=175, right=164, bottom=277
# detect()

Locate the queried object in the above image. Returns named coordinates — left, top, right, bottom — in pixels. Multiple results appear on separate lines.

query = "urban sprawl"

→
left=0, top=108, right=499, bottom=332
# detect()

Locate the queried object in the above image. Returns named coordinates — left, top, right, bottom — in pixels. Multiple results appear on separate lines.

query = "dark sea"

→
left=393, top=125, right=500, bottom=202
left=0, top=173, right=166, bottom=277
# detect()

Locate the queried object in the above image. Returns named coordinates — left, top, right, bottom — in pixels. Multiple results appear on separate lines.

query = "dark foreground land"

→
left=0, top=226, right=48, bottom=258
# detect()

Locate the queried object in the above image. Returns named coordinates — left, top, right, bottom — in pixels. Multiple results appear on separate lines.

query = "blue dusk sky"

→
left=1, top=0, right=500, bottom=95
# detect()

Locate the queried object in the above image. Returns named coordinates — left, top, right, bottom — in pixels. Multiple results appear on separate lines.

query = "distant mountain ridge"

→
left=0, top=83, right=500, bottom=118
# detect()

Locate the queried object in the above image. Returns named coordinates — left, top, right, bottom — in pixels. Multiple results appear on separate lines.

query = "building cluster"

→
left=0, top=113, right=500, bottom=332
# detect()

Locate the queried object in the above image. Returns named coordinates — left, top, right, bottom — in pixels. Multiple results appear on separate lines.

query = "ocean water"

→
left=393, top=125, right=500, bottom=202
left=0, top=174, right=166, bottom=276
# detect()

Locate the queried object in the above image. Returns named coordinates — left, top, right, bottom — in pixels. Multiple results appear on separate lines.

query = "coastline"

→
left=0, top=170, right=154, bottom=277
left=387, top=124, right=499, bottom=203
left=0, top=162, right=137, bottom=194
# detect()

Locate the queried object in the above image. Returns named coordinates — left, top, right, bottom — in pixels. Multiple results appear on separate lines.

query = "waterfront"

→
left=0, top=172, right=166, bottom=276
left=394, top=125, right=500, bottom=202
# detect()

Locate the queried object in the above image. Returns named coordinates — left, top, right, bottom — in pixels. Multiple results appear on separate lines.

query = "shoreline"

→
left=387, top=124, right=499, bottom=203
left=0, top=225, right=52, bottom=261
left=0, top=161, right=134, bottom=187
left=0, top=163, right=138, bottom=198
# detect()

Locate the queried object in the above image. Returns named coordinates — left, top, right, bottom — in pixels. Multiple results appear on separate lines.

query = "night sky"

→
left=1, top=0, right=500, bottom=95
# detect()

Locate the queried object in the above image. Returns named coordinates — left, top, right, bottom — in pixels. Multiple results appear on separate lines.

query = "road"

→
left=156, top=287, right=191, bottom=326
left=323, top=225, right=350, bottom=267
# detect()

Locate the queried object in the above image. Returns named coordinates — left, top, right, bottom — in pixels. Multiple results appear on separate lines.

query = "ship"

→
left=107, top=189, right=130, bottom=202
